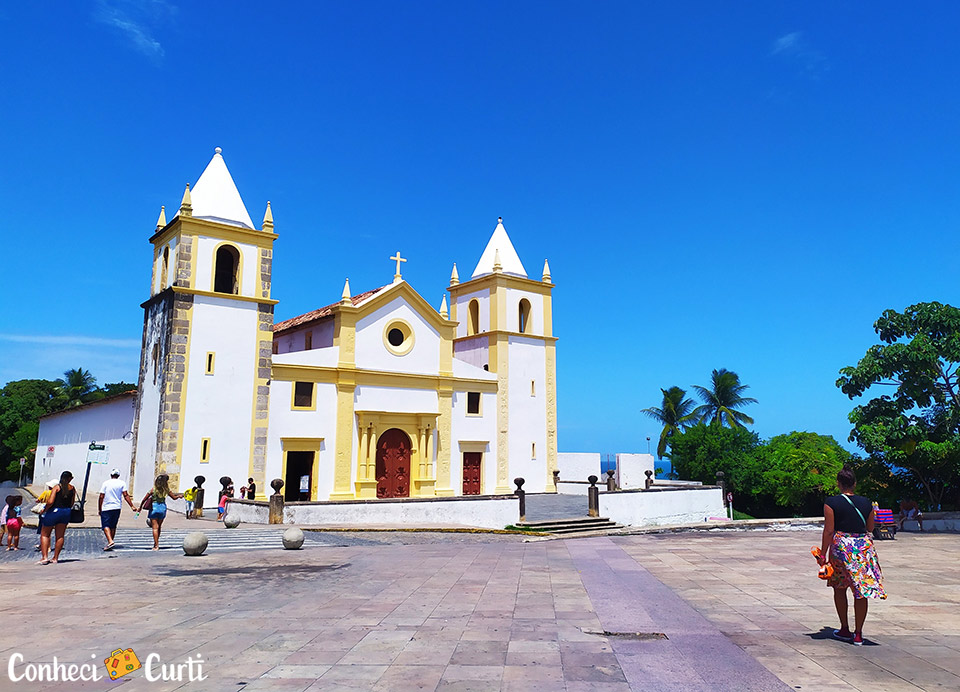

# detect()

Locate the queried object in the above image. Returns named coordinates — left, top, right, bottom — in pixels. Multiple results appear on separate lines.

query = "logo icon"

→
left=104, top=648, right=142, bottom=680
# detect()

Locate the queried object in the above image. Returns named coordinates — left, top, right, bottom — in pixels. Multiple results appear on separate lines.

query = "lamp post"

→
left=646, top=436, right=651, bottom=455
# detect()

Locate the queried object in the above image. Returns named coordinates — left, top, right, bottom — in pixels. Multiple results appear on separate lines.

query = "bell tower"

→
left=448, top=218, right=558, bottom=494
left=130, top=148, right=278, bottom=499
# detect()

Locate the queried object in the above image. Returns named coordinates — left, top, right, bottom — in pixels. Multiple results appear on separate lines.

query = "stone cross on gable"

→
left=390, top=252, right=407, bottom=284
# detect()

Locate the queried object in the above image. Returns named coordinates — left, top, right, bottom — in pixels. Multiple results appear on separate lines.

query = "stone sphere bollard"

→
left=183, top=532, right=208, bottom=556
left=282, top=527, right=305, bottom=550
left=224, top=514, right=241, bottom=529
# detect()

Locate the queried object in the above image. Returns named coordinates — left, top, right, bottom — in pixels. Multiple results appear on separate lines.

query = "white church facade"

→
left=128, top=149, right=559, bottom=502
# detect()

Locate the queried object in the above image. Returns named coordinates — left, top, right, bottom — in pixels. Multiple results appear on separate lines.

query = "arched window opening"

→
left=160, top=246, right=169, bottom=288
left=468, top=299, right=480, bottom=336
left=519, top=298, right=532, bottom=334
left=214, top=245, right=240, bottom=294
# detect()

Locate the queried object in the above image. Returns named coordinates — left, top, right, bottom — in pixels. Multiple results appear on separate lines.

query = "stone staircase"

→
left=515, top=516, right=625, bottom=537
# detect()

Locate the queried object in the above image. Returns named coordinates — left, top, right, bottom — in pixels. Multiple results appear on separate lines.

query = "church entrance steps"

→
left=515, top=516, right=625, bottom=536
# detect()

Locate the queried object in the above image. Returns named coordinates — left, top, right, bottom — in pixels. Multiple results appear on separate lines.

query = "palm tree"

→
left=692, top=368, right=757, bottom=428
left=642, top=386, right=698, bottom=458
left=56, top=368, right=97, bottom=408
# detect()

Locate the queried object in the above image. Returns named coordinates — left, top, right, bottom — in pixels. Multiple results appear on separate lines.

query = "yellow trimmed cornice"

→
left=448, top=273, right=554, bottom=297
left=454, top=331, right=557, bottom=344
left=173, top=286, right=279, bottom=306
left=349, top=281, right=457, bottom=335
left=272, top=363, right=498, bottom=393
left=151, top=216, right=278, bottom=250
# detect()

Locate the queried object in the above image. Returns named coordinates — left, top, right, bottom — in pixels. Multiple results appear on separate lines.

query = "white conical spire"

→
left=471, top=217, right=527, bottom=278
left=439, top=295, right=448, bottom=319
left=189, top=147, right=255, bottom=229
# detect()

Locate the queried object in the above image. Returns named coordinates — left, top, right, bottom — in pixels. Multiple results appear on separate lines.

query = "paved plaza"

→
left=0, top=528, right=956, bottom=691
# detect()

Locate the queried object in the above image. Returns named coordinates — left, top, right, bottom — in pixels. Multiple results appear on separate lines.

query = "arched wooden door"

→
left=376, top=428, right=411, bottom=498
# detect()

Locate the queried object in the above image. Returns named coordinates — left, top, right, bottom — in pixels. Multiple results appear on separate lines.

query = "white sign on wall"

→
left=46, top=446, right=55, bottom=458
left=86, top=444, right=110, bottom=464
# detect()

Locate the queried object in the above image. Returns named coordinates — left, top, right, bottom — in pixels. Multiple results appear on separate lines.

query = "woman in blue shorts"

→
left=39, top=471, right=76, bottom=565
left=139, top=474, right=183, bottom=551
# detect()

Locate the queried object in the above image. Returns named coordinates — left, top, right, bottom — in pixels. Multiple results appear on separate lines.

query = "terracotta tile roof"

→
left=274, top=285, right=390, bottom=334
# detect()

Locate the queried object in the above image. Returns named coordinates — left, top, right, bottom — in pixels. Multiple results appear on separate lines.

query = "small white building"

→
left=34, top=391, right=136, bottom=493
left=122, top=149, right=559, bottom=502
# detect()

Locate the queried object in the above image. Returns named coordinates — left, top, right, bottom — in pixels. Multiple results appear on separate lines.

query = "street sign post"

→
left=18, top=457, right=25, bottom=487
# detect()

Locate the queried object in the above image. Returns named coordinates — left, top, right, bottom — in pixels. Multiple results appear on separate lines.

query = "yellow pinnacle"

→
left=262, top=201, right=274, bottom=229
left=156, top=205, right=166, bottom=230
left=439, top=295, right=449, bottom=319
left=542, top=258, right=552, bottom=283
left=179, top=183, right=192, bottom=217
left=493, top=249, right=502, bottom=273
left=450, top=263, right=459, bottom=286
left=341, top=278, right=352, bottom=305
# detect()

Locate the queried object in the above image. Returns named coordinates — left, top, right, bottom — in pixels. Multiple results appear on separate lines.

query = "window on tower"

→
left=214, top=244, right=241, bottom=294
left=468, top=299, right=480, bottom=336
left=467, top=392, right=481, bottom=415
left=519, top=298, right=532, bottom=333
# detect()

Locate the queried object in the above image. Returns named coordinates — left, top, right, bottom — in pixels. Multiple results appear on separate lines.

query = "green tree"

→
left=837, top=302, right=960, bottom=509
left=56, top=368, right=98, bottom=408
left=758, top=432, right=851, bottom=515
left=0, top=379, right=61, bottom=481
left=641, top=386, right=698, bottom=458
left=692, top=368, right=757, bottom=428
left=667, top=423, right=767, bottom=512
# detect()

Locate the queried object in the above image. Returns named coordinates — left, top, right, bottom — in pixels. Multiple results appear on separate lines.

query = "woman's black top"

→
left=53, top=485, right=75, bottom=509
left=826, top=494, right=872, bottom=534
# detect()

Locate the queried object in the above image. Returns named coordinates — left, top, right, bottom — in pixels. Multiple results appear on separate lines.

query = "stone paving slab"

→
left=1, top=530, right=956, bottom=691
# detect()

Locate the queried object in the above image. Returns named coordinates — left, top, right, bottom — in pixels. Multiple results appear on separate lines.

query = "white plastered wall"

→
left=355, top=297, right=441, bottom=375
left=178, top=296, right=259, bottom=492
left=193, top=235, right=258, bottom=298
left=507, top=336, right=548, bottom=493
left=275, top=321, right=335, bottom=354
left=266, top=381, right=338, bottom=499
left=152, top=238, right=178, bottom=295
left=503, top=287, right=544, bottom=336
left=35, top=397, right=137, bottom=493
left=450, top=390, right=498, bottom=494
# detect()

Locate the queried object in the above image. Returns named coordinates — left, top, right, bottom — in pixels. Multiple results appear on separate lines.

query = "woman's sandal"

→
left=37, top=559, right=50, bottom=565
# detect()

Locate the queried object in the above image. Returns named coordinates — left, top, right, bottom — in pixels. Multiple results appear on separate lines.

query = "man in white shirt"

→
left=99, top=469, right=136, bottom=550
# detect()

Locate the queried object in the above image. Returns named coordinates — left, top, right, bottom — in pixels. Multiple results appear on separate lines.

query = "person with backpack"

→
left=39, top=471, right=76, bottom=565
left=817, top=466, right=887, bottom=645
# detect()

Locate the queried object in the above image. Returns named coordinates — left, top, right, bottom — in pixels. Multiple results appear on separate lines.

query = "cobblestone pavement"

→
left=0, top=529, right=954, bottom=691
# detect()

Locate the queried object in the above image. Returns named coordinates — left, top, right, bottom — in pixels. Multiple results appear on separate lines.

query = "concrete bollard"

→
left=606, top=469, right=617, bottom=491
left=183, top=532, right=208, bottom=556
left=269, top=478, right=285, bottom=524
left=552, top=469, right=560, bottom=493
left=645, top=469, right=654, bottom=490
left=282, top=527, right=305, bottom=549
left=224, top=514, right=240, bottom=529
left=588, top=475, right=599, bottom=517
left=514, top=477, right=526, bottom=522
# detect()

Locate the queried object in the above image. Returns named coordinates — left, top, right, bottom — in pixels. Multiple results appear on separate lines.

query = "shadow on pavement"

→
left=805, top=626, right=880, bottom=646
left=157, top=562, right=350, bottom=578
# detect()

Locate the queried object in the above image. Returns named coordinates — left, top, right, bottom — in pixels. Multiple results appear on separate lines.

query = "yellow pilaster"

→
left=543, top=291, right=553, bottom=338
left=545, top=341, right=558, bottom=492
left=332, top=372, right=357, bottom=500
left=436, top=384, right=454, bottom=495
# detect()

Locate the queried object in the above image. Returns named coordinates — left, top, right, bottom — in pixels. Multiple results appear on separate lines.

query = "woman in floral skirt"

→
left=818, top=466, right=886, bottom=645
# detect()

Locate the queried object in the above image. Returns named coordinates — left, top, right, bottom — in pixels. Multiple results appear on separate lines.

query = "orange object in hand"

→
left=810, top=547, right=834, bottom=580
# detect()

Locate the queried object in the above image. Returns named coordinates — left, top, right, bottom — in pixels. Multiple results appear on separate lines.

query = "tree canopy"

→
left=837, top=302, right=960, bottom=509
left=641, top=386, right=698, bottom=458
left=692, top=368, right=757, bottom=428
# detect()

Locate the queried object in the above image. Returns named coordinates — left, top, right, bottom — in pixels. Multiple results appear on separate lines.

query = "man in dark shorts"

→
left=99, top=469, right=136, bottom=550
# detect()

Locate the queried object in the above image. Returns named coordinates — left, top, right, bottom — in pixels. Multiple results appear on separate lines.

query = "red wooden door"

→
left=462, top=452, right=482, bottom=495
left=376, top=428, right=411, bottom=498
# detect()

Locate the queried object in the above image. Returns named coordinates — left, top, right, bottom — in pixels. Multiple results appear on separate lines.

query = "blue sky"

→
left=2, top=2, right=959, bottom=455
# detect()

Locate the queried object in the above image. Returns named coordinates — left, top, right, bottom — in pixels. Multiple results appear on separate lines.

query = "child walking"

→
left=183, top=484, right=197, bottom=519
left=5, top=495, right=24, bottom=550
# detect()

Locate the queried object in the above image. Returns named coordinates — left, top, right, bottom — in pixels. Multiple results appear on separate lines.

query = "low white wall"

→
left=225, top=495, right=520, bottom=530
left=557, top=452, right=600, bottom=483
left=617, top=453, right=655, bottom=489
left=599, top=487, right=725, bottom=527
